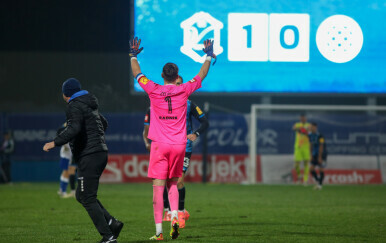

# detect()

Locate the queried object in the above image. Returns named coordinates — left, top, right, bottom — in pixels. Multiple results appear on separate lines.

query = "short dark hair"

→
left=311, top=122, right=318, bottom=126
left=162, top=63, right=179, bottom=82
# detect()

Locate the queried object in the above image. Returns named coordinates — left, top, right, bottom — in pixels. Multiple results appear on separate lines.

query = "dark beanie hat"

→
left=62, top=78, right=81, bottom=97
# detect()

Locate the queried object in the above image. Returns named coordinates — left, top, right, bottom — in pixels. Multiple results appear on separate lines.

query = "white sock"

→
left=156, top=223, right=163, bottom=235
left=171, top=210, right=178, bottom=220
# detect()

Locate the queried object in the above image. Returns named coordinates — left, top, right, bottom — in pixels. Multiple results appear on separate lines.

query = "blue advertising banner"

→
left=8, top=113, right=66, bottom=160
left=134, top=0, right=386, bottom=93
left=4, top=112, right=386, bottom=161
left=7, top=113, right=146, bottom=161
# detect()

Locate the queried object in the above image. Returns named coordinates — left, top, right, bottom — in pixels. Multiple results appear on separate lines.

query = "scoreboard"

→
left=133, top=0, right=386, bottom=93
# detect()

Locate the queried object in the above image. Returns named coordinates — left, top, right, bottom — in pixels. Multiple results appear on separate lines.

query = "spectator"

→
left=0, top=131, right=15, bottom=183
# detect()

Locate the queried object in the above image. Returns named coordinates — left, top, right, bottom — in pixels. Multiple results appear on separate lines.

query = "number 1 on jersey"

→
left=164, top=96, right=172, bottom=114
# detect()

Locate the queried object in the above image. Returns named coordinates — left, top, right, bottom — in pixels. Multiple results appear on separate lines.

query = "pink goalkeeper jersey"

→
left=137, top=73, right=202, bottom=144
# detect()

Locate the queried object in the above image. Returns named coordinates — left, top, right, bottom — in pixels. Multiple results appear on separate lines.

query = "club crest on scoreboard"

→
left=180, top=12, right=224, bottom=63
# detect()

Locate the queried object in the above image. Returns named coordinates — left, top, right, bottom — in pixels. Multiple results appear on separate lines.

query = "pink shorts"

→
left=148, top=141, right=186, bottom=180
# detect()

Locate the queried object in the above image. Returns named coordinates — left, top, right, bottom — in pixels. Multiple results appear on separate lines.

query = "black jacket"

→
left=54, top=93, right=108, bottom=163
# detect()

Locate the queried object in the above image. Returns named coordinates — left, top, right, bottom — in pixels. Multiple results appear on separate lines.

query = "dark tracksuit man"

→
left=43, top=78, right=123, bottom=243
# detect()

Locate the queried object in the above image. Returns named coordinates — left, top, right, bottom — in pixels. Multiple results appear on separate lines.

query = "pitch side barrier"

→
left=2, top=111, right=386, bottom=183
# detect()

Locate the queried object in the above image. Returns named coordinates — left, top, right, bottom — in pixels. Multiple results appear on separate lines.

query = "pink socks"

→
left=153, top=185, right=164, bottom=224
left=167, top=181, right=179, bottom=218
left=153, top=181, right=179, bottom=232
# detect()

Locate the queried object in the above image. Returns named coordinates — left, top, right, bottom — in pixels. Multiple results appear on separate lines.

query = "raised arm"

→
left=129, top=37, right=144, bottom=77
left=197, top=59, right=211, bottom=81
left=131, top=58, right=142, bottom=78
left=198, top=39, right=217, bottom=81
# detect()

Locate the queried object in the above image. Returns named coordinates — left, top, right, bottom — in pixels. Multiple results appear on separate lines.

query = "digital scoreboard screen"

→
left=133, top=0, right=385, bottom=93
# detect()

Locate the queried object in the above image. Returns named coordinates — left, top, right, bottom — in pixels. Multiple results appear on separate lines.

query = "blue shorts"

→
left=311, top=156, right=327, bottom=168
left=60, top=158, right=70, bottom=170
left=182, top=152, right=192, bottom=173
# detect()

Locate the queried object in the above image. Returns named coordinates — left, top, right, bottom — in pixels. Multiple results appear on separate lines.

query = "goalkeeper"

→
left=292, top=114, right=311, bottom=185
left=130, top=37, right=215, bottom=240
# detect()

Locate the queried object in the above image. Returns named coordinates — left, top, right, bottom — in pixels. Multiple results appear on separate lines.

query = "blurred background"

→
left=1, top=0, right=385, bottom=184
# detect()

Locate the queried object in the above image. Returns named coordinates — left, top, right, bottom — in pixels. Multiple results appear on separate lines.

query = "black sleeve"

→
left=99, top=113, right=108, bottom=131
left=190, top=101, right=209, bottom=136
left=56, top=126, right=66, bottom=136
left=54, top=104, right=84, bottom=146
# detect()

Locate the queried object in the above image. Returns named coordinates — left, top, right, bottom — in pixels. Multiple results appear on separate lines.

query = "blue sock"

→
left=60, top=176, right=69, bottom=193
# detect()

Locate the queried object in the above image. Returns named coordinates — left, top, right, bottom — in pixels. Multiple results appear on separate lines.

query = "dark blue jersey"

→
left=309, top=132, right=327, bottom=159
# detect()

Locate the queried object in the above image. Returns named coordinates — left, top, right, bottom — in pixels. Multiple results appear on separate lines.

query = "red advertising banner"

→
left=291, top=169, right=382, bottom=184
left=101, top=154, right=262, bottom=183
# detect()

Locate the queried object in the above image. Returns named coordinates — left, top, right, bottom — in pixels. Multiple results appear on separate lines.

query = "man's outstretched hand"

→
left=129, top=37, right=144, bottom=58
left=43, top=141, right=55, bottom=152
left=202, top=39, right=217, bottom=65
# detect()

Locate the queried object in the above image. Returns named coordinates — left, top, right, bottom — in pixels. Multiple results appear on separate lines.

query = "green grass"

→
left=1, top=183, right=386, bottom=243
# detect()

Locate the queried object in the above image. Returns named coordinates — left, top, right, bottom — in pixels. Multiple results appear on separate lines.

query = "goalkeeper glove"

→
left=299, top=127, right=308, bottom=135
left=202, top=39, right=217, bottom=65
left=129, top=37, right=144, bottom=58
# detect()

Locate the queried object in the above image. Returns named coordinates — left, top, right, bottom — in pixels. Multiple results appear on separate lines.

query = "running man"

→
left=292, top=114, right=311, bottom=184
left=43, top=78, right=123, bottom=243
left=143, top=76, right=209, bottom=228
left=130, top=37, right=214, bottom=240
left=309, top=122, right=327, bottom=190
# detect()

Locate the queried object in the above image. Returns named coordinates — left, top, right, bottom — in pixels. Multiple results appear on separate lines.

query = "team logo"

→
left=180, top=12, right=224, bottom=63
left=316, top=15, right=363, bottom=63
left=139, top=77, right=150, bottom=85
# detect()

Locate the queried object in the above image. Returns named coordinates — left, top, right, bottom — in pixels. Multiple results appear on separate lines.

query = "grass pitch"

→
left=1, top=183, right=386, bottom=243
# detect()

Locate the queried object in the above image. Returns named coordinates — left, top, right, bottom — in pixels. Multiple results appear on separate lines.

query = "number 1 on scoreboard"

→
left=228, top=13, right=268, bottom=61
left=243, top=25, right=252, bottom=48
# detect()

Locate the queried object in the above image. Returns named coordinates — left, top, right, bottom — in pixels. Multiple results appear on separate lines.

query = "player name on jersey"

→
left=159, top=116, right=178, bottom=120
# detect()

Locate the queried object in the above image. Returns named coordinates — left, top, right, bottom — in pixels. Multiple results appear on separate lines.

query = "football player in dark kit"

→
left=309, top=122, right=327, bottom=190
left=43, top=78, right=123, bottom=243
